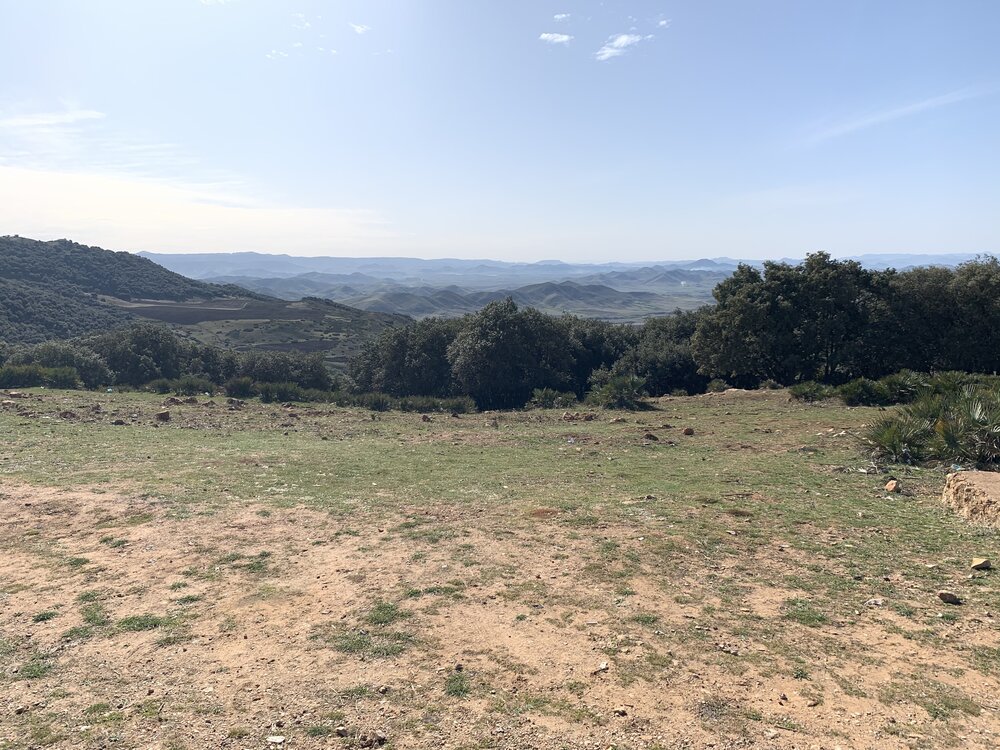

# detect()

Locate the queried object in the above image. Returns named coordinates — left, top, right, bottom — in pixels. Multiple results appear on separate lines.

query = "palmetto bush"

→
left=864, top=384, right=1000, bottom=466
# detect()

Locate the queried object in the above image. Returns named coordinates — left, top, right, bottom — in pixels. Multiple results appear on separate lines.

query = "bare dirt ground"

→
left=1, top=390, right=999, bottom=749
left=2, top=484, right=998, bottom=750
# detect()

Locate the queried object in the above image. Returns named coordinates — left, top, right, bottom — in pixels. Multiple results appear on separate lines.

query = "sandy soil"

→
left=2, top=482, right=999, bottom=750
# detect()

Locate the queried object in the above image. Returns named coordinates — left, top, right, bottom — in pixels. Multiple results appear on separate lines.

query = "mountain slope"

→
left=0, top=236, right=409, bottom=367
left=0, top=236, right=237, bottom=301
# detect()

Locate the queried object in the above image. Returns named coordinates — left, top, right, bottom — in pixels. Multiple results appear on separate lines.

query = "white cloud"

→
left=801, top=87, right=990, bottom=146
left=539, top=33, right=573, bottom=45
left=349, top=22, right=371, bottom=35
left=265, top=49, right=288, bottom=59
left=658, top=19, right=671, bottom=28
left=0, top=109, right=106, bottom=129
left=594, top=33, right=651, bottom=62
left=554, top=13, right=571, bottom=22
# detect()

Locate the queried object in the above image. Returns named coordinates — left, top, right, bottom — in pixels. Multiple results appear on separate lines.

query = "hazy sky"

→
left=1, top=1, right=997, bottom=261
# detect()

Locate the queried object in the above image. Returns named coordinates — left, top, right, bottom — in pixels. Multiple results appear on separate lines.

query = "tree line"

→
left=2, top=253, right=998, bottom=410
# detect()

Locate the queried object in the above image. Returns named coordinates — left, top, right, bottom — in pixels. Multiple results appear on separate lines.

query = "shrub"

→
left=864, top=384, right=1000, bottom=466
left=760, top=379, right=782, bottom=390
left=45, top=367, right=81, bottom=389
left=357, top=392, right=394, bottom=412
left=173, top=376, right=214, bottom=396
left=788, top=381, right=833, bottom=402
left=836, top=378, right=891, bottom=407
left=587, top=375, right=648, bottom=410
left=147, top=378, right=174, bottom=394
left=670, top=388, right=689, bottom=397
left=224, top=376, right=255, bottom=398
left=0, top=364, right=46, bottom=388
left=878, top=370, right=928, bottom=404
left=529, top=388, right=577, bottom=409
left=257, top=382, right=304, bottom=403
left=706, top=379, right=730, bottom=393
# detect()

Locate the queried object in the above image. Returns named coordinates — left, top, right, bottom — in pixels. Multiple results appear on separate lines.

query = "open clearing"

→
left=1, top=390, right=998, bottom=749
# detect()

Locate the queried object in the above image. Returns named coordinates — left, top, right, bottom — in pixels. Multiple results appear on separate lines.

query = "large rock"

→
left=942, top=471, right=1000, bottom=527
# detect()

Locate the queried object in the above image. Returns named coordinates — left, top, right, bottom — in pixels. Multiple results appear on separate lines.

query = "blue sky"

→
left=0, top=0, right=997, bottom=261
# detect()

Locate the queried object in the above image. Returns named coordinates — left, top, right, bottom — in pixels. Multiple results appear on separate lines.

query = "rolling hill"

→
left=0, top=236, right=408, bottom=367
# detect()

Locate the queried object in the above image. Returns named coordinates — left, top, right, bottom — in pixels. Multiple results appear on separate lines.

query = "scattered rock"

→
left=335, top=726, right=349, bottom=737
left=162, top=397, right=183, bottom=406
left=865, top=598, right=885, bottom=607
left=112, top=419, right=127, bottom=426
left=155, top=410, right=171, bottom=422
left=884, top=479, right=901, bottom=493
left=613, top=706, right=628, bottom=717
left=421, top=414, right=432, bottom=422
left=1, top=400, right=17, bottom=408
left=358, top=731, right=387, bottom=747
left=266, top=736, right=285, bottom=745
left=58, top=410, right=77, bottom=420
left=971, top=558, right=992, bottom=571
left=592, top=661, right=609, bottom=675
left=682, top=427, right=695, bottom=436
left=937, top=590, right=962, bottom=605
left=643, top=432, right=658, bottom=441
left=183, top=397, right=198, bottom=405
left=609, top=417, right=626, bottom=423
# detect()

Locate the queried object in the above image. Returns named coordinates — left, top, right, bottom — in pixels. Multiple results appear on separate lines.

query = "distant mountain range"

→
left=137, top=250, right=994, bottom=321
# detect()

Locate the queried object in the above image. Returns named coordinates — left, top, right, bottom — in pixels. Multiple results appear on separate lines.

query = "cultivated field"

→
left=1, top=389, right=998, bottom=749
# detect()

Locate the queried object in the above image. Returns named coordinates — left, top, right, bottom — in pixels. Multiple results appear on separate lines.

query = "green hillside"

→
left=0, top=236, right=409, bottom=367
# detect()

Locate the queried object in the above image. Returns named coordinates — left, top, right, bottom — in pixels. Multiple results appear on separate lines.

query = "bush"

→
left=224, top=376, right=255, bottom=399
left=864, top=384, right=1000, bottom=466
left=788, top=381, right=834, bottom=402
left=45, top=367, right=81, bottom=389
left=836, top=378, right=891, bottom=407
left=760, top=379, right=782, bottom=390
left=587, top=375, right=648, bottom=410
left=173, top=375, right=214, bottom=396
left=706, top=379, right=730, bottom=393
left=147, top=378, right=174, bottom=394
left=529, top=388, right=577, bottom=409
left=670, top=388, right=689, bottom=397
left=877, top=370, right=927, bottom=404
left=257, top=382, right=304, bottom=403
left=356, top=392, right=394, bottom=412
left=0, top=364, right=46, bottom=388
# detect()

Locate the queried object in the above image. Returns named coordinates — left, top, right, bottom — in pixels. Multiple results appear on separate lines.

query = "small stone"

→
left=613, top=706, right=628, bottom=716
left=266, top=737, right=285, bottom=745
left=643, top=432, right=658, bottom=441
left=884, top=479, right=900, bottom=493
left=592, top=661, right=609, bottom=675
left=155, top=410, right=171, bottom=422
left=682, top=427, right=695, bottom=436
left=971, top=558, right=992, bottom=571
left=865, top=598, right=885, bottom=607
left=937, top=590, right=962, bottom=605
left=421, top=414, right=432, bottom=422
left=335, top=726, right=349, bottom=737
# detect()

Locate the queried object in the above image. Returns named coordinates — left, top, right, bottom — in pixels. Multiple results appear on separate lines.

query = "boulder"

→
left=155, top=410, right=171, bottom=422
left=682, top=427, right=695, bottom=436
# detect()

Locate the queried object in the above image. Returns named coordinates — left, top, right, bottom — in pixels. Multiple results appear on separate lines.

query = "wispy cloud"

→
left=554, top=13, right=571, bottom=22
left=658, top=19, right=671, bottom=28
left=802, top=87, right=990, bottom=146
left=265, top=49, right=288, bottom=59
left=539, top=33, right=573, bottom=45
left=594, top=33, right=651, bottom=62
left=349, top=22, right=370, bottom=35
left=0, top=109, right=106, bottom=129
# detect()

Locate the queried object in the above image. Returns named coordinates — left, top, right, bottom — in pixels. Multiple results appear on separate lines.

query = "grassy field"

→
left=1, top=388, right=998, bottom=749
